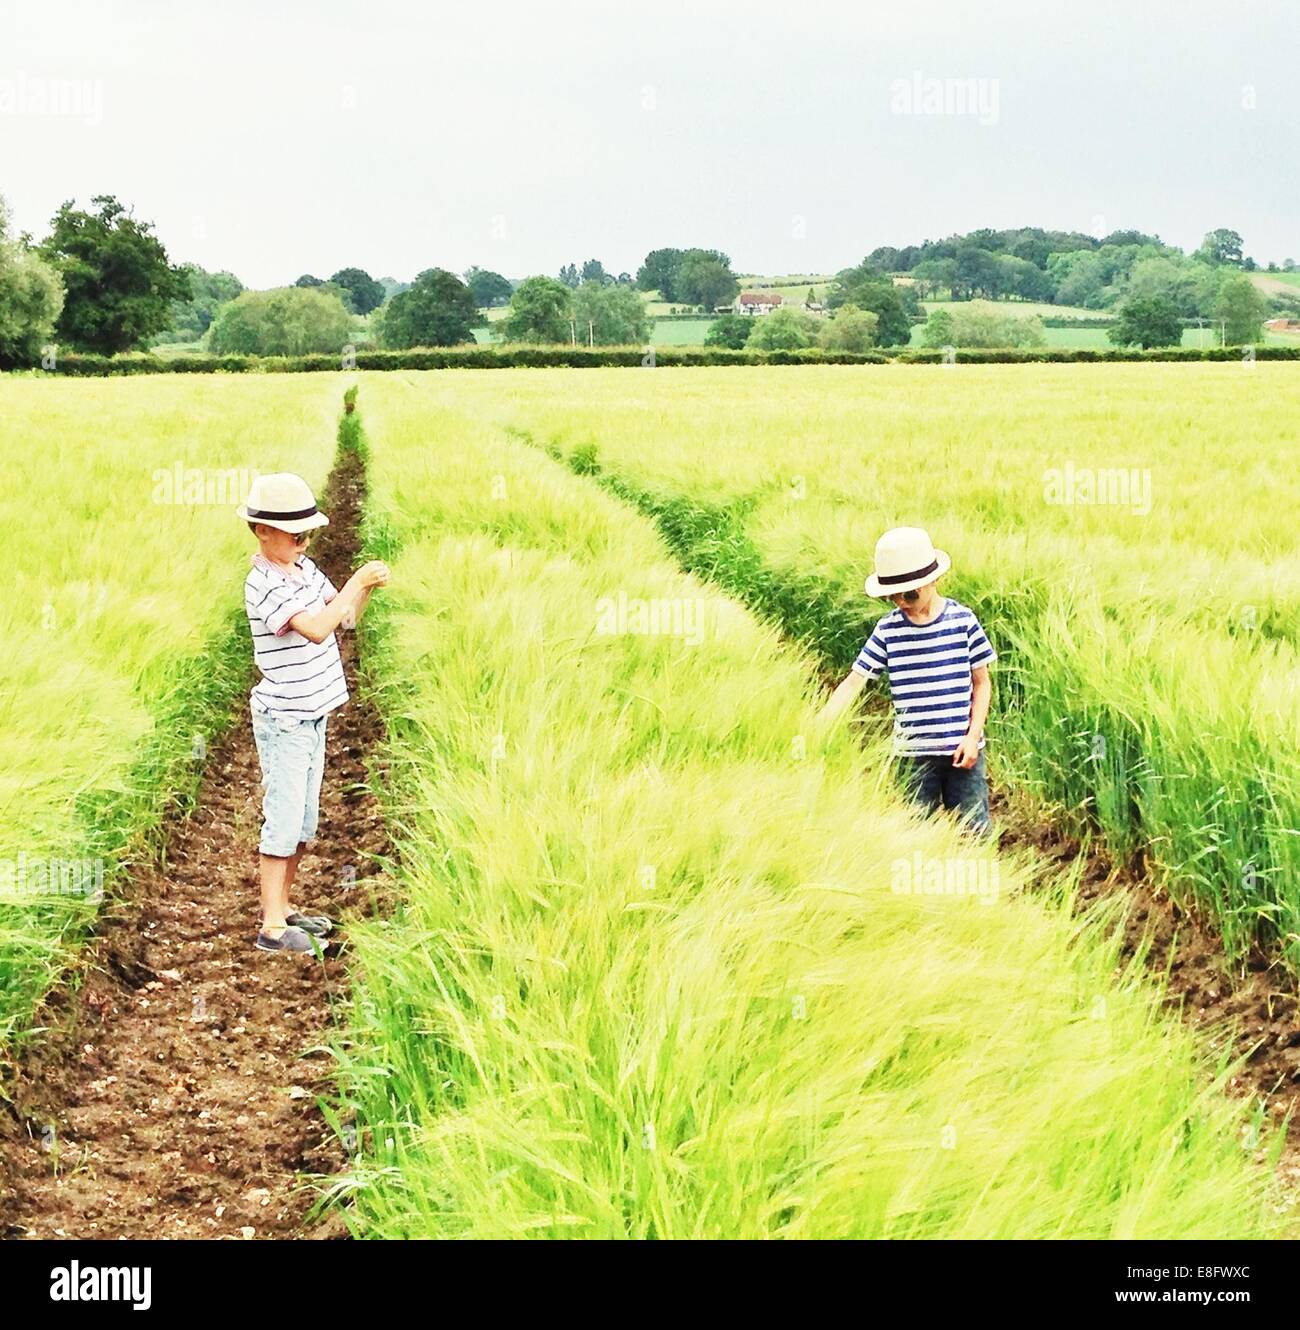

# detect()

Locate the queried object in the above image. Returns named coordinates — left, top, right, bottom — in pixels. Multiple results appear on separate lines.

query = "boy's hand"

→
left=818, top=670, right=868, bottom=734
left=353, top=560, right=390, bottom=589
left=952, top=734, right=980, bottom=769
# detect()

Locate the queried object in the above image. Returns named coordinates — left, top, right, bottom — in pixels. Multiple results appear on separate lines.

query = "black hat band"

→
left=876, top=558, right=939, bottom=586
left=246, top=505, right=318, bottom=521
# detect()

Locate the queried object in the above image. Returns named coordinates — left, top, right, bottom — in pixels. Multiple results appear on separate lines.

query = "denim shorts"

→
left=896, top=748, right=991, bottom=835
left=250, top=703, right=328, bottom=857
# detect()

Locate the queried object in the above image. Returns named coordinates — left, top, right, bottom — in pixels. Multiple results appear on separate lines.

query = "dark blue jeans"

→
left=896, top=749, right=991, bottom=835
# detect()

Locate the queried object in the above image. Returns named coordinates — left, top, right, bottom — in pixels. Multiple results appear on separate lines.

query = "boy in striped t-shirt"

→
left=237, top=473, right=389, bottom=953
left=818, top=527, right=995, bottom=834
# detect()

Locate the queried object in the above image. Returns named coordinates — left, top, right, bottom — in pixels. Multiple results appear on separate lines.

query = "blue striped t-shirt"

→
left=245, top=553, right=349, bottom=719
left=850, top=598, right=995, bottom=757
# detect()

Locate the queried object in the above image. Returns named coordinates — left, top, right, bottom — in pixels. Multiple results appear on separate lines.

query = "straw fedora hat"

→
left=236, top=473, right=330, bottom=534
left=864, top=526, right=951, bottom=597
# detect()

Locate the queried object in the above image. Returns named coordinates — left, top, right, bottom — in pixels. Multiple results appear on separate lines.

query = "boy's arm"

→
left=817, top=670, right=868, bottom=726
left=952, top=664, right=992, bottom=768
left=341, top=583, right=376, bottom=629
left=289, top=562, right=388, bottom=643
left=953, top=611, right=996, bottom=768
left=819, top=620, right=886, bottom=728
left=969, top=663, right=992, bottom=736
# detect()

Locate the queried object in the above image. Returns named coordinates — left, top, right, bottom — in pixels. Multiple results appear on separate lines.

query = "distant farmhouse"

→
left=736, top=291, right=784, bottom=316
left=1264, top=317, right=1300, bottom=333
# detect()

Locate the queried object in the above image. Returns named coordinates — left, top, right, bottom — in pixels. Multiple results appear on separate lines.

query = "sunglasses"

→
left=290, top=531, right=310, bottom=545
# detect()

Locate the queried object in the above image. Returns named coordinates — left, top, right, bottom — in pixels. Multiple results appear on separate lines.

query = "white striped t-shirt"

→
left=850, top=598, right=995, bottom=757
left=244, top=553, right=349, bottom=719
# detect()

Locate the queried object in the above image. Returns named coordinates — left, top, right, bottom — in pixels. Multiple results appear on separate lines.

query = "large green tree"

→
left=999, top=255, right=1054, bottom=302
left=953, top=246, right=1005, bottom=299
left=570, top=281, right=650, bottom=344
left=330, top=267, right=385, bottom=315
left=1213, top=274, right=1268, bottom=344
left=1108, top=294, right=1182, bottom=348
left=1195, top=228, right=1244, bottom=267
left=920, top=306, right=955, bottom=348
left=827, top=260, right=911, bottom=345
left=498, top=275, right=573, bottom=343
left=818, top=304, right=879, bottom=352
left=1046, top=250, right=1110, bottom=308
left=746, top=308, right=819, bottom=351
left=464, top=266, right=512, bottom=308
left=704, top=313, right=752, bottom=349
left=41, top=194, right=189, bottom=353
left=675, top=250, right=739, bottom=310
left=1122, top=256, right=1199, bottom=316
left=0, top=197, right=64, bottom=367
left=635, top=247, right=685, bottom=299
left=379, top=268, right=479, bottom=347
left=208, top=286, right=354, bottom=356
left=909, top=257, right=957, bottom=299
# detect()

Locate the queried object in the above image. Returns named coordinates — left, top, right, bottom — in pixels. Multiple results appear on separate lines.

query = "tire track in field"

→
left=523, top=429, right=1300, bottom=1184
left=0, top=435, right=392, bottom=1240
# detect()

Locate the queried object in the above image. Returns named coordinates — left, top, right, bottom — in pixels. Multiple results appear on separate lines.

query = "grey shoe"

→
left=286, top=911, right=333, bottom=936
left=255, top=926, right=317, bottom=953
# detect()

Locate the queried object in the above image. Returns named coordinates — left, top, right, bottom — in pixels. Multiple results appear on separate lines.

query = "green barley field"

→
left=358, top=365, right=1300, bottom=969
left=2, top=365, right=1296, bottom=1239
left=325, top=369, right=1289, bottom=1237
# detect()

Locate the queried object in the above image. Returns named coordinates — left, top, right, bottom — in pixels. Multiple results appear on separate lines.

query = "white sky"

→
left=2, top=0, right=1296, bottom=287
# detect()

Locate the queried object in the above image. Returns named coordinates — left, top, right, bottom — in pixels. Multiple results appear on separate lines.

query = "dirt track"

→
left=0, top=444, right=389, bottom=1239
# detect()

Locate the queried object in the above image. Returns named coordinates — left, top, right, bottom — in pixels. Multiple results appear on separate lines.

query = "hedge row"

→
left=914, top=315, right=1258, bottom=331
left=40, top=346, right=892, bottom=375
left=21, top=342, right=1300, bottom=376
left=906, top=313, right=1116, bottom=327
left=894, top=345, right=1300, bottom=363
left=1040, top=316, right=1115, bottom=328
left=916, top=315, right=1224, bottom=330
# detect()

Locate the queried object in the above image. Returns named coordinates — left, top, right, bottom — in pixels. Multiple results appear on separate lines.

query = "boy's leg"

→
left=941, top=749, right=992, bottom=836
left=278, top=843, right=306, bottom=920
left=287, top=716, right=327, bottom=916
left=259, top=853, right=292, bottom=931
left=251, top=708, right=318, bottom=931
left=896, top=754, right=945, bottom=816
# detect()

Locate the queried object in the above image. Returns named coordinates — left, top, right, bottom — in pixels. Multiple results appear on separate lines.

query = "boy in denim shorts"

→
left=817, top=527, right=995, bottom=834
left=237, top=473, right=389, bottom=953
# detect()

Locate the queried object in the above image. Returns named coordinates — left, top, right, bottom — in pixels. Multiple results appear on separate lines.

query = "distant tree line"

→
left=558, top=259, right=634, bottom=288
left=859, top=225, right=1265, bottom=320
left=0, top=192, right=1284, bottom=365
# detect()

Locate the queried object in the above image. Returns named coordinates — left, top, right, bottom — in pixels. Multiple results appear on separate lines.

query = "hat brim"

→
left=865, top=549, right=950, bottom=597
left=236, top=505, right=330, bottom=534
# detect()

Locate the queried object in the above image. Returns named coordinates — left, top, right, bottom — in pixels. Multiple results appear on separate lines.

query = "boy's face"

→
left=254, top=523, right=310, bottom=563
left=887, top=579, right=939, bottom=616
